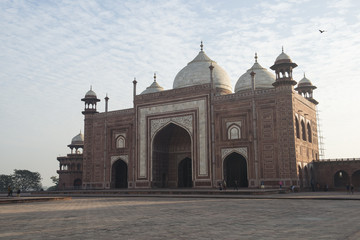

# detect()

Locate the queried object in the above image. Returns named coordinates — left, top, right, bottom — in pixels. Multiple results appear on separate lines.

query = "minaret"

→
left=81, top=86, right=100, bottom=189
left=270, top=48, right=298, bottom=187
left=270, top=47, right=298, bottom=87
left=295, top=73, right=318, bottom=105
left=81, top=86, right=100, bottom=115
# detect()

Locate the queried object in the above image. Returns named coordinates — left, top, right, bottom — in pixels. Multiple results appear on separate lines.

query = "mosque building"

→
left=57, top=43, right=322, bottom=190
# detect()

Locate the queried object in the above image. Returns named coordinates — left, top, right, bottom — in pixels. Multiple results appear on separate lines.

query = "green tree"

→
left=0, top=174, right=13, bottom=192
left=47, top=176, right=59, bottom=191
left=12, top=169, right=42, bottom=191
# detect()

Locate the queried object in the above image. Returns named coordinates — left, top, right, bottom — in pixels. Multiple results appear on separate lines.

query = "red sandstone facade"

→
left=58, top=46, right=354, bottom=190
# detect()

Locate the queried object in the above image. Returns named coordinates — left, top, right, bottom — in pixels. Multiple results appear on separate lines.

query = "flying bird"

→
left=319, top=30, right=326, bottom=33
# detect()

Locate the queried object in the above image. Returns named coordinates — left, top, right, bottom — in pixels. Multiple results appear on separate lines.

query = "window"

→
left=295, top=117, right=300, bottom=139
left=307, top=123, right=312, bottom=143
left=301, top=120, right=306, bottom=141
left=228, top=125, right=241, bottom=140
left=116, top=136, right=126, bottom=148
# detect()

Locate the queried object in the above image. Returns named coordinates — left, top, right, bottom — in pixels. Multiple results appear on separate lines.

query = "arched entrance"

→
left=152, top=123, right=192, bottom=188
left=334, top=170, right=349, bottom=188
left=352, top=170, right=360, bottom=187
left=111, top=159, right=128, bottom=188
left=298, top=166, right=303, bottom=189
left=223, top=152, right=248, bottom=188
left=73, top=178, right=82, bottom=189
left=178, top=157, right=192, bottom=188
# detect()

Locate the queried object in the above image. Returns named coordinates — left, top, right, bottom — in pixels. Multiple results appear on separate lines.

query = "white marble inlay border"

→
left=221, top=147, right=247, bottom=160
left=110, top=155, right=128, bottom=166
left=151, top=115, right=193, bottom=138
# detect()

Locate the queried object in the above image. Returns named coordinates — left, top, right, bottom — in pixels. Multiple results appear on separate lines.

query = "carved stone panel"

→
left=221, top=147, right=248, bottom=160
left=151, top=115, right=193, bottom=139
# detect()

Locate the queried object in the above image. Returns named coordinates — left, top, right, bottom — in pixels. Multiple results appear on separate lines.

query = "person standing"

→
left=7, top=186, right=13, bottom=197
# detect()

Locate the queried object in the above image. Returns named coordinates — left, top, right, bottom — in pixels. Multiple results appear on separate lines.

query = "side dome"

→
left=71, top=132, right=84, bottom=145
left=84, top=86, right=97, bottom=99
left=141, top=73, right=164, bottom=94
left=297, top=74, right=313, bottom=87
left=235, top=54, right=275, bottom=92
left=173, top=43, right=232, bottom=92
left=273, top=47, right=295, bottom=65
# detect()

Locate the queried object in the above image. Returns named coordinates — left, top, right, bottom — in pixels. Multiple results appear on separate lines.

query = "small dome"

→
left=297, top=74, right=313, bottom=87
left=141, top=73, right=164, bottom=94
left=84, top=87, right=97, bottom=99
left=274, top=47, right=293, bottom=64
left=173, top=44, right=232, bottom=92
left=71, top=132, right=84, bottom=145
left=276, top=52, right=291, bottom=61
left=235, top=54, right=275, bottom=92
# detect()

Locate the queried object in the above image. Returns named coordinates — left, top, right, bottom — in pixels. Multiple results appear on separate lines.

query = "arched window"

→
left=307, top=123, right=312, bottom=143
left=295, top=117, right=300, bottom=139
left=228, top=125, right=241, bottom=140
left=116, top=136, right=126, bottom=148
left=301, top=120, right=306, bottom=141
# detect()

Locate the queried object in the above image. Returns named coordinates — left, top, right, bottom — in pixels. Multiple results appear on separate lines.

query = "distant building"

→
left=57, top=43, right=340, bottom=190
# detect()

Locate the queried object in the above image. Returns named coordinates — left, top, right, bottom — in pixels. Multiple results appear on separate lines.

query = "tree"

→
left=0, top=174, right=13, bottom=192
left=47, top=176, right=59, bottom=191
left=12, top=169, right=42, bottom=191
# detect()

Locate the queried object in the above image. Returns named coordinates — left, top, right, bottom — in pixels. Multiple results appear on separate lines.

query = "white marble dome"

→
left=84, top=87, right=97, bottom=98
left=71, top=132, right=84, bottom=145
left=141, top=79, right=164, bottom=94
left=297, top=74, right=313, bottom=87
left=173, top=48, right=232, bottom=92
left=235, top=55, right=275, bottom=92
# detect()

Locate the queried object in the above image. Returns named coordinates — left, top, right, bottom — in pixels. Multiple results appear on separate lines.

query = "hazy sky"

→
left=1, top=0, right=359, bottom=187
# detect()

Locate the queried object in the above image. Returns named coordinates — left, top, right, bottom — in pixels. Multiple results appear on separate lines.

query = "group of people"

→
left=218, top=180, right=240, bottom=190
left=7, top=186, right=21, bottom=197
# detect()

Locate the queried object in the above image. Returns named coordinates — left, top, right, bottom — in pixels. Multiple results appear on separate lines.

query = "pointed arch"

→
left=152, top=122, right=192, bottom=188
left=227, top=124, right=241, bottom=140
left=295, top=116, right=300, bottom=139
left=301, top=120, right=306, bottom=141
left=307, top=122, right=312, bottom=143
left=223, top=152, right=248, bottom=188
left=111, top=159, right=128, bottom=188
left=116, top=135, right=126, bottom=148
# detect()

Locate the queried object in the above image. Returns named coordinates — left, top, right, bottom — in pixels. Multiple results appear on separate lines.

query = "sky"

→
left=1, top=0, right=359, bottom=188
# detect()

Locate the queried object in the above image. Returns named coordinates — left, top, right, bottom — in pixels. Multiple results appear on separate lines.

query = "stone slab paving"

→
left=0, top=196, right=360, bottom=240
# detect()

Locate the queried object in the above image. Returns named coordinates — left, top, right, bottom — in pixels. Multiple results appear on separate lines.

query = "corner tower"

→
left=270, top=48, right=299, bottom=186
left=81, top=87, right=100, bottom=189
left=81, top=86, right=100, bottom=115
left=270, top=47, right=298, bottom=87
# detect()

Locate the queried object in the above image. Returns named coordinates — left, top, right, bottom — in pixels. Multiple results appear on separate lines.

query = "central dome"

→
left=173, top=45, right=232, bottom=92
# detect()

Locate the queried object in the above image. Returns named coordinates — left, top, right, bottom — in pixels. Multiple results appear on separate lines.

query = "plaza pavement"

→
left=0, top=192, right=360, bottom=240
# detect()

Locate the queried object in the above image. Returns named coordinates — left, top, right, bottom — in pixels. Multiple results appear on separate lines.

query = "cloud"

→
left=0, top=0, right=360, bottom=186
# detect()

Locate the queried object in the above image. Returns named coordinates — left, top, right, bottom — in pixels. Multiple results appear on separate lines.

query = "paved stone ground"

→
left=0, top=196, right=360, bottom=240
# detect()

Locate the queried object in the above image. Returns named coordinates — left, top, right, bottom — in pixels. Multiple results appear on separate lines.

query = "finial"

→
left=133, top=77, right=137, bottom=84
left=153, top=73, right=156, bottom=82
left=282, top=46, right=284, bottom=53
left=90, top=85, right=92, bottom=90
left=209, top=61, right=214, bottom=70
left=255, top=52, right=258, bottom=63
left=304, top=72, right=306, bottom=78
left=200, top=41, right=203, bottom=51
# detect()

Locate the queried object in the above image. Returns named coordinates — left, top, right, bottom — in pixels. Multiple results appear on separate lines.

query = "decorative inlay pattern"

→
left=226, top=121, right=242, bottom=129
left=110, top=155, right=128, bottom=165
left=151, top=115, right=193, bottom=139
left=221, top=147, right=247, bottom=160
